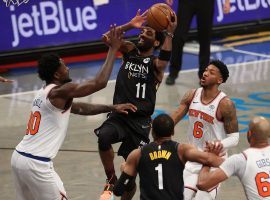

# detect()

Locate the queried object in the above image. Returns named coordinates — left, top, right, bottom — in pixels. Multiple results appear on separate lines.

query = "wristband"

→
left=158, top=50, right=171, bottom=61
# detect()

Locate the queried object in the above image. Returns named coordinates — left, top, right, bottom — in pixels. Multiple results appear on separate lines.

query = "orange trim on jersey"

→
left=241, top=151, right=247, bottom=160
left=184, top=186, right=197, bottom=192
left=200, top=89, right=221, bottom=105
left=207, top=184, right=219, bottom=192
left=188, top=89, right=198, bottom=106
left=60, top=191, right=68, bottom=200
left=215, top=96, right=227, bottom=122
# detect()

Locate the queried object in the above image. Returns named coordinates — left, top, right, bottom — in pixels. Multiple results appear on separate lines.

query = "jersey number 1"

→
left=26, top=111, right=41, bottom=135
left=155, top=163, right=164, bottom=190
left=255, top=172, right=270, bottom=197
left=136, top=83, right=146, bottom=99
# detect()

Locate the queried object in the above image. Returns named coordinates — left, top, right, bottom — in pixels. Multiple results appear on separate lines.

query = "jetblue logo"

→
left=216, top=0, right=270, bottom=22
left=10, top=0, right=98, bottom=47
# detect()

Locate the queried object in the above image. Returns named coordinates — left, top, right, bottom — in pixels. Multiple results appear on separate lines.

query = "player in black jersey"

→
left=95, top=9, right=177, bottom=200
left=113, top=114, right=224, bottom=200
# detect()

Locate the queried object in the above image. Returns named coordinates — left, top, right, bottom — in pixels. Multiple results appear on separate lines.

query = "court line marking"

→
left=230, top=48, right=270, bottom=58
left=0, top=58, right=269, bottom=98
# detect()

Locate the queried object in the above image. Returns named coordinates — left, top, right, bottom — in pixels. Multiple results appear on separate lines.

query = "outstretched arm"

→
left=171, top=89, right=196, bottom=125
left=0, top=76, right=13, bottom=83
left=114, top=149, right=141, bottom=196
left=197, top=166, right=228, bottom=191
left=102, top=9, right=146, bottom=53
left=154, top=10, right=177, bottom=74
left=179, top=144, right=224, bottom=167
left=50, top=25, right=122, bottom=100
left=71, top=102, right=137, bottom=115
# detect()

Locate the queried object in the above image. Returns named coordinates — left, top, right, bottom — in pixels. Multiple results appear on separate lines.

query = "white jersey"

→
left=220, top=146, right=270, bottom=200
left=185, top=87, right=227, bottom=172
left=16, top=84, right=71, bottom=159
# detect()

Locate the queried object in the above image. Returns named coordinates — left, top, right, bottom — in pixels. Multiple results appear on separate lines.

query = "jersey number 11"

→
left=136, top=83, right=146, bottom=99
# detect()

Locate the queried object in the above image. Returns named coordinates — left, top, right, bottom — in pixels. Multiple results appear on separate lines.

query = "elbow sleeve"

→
left=221, top=132, right=239, bottom=149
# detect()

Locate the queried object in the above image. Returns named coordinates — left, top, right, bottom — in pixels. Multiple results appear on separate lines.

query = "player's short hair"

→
left=155, top=31, right=165, bottom=50
left=38, top=53, right=61, bottom=83
left=152, top=114, right=174, bottom=137
left=209, top=60, right=229, bottom=83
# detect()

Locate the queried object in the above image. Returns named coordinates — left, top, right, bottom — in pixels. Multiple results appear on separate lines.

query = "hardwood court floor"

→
left=0, top=58, right=270, bottom=199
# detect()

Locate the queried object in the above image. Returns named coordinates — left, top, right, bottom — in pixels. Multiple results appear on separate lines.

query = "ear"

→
left=53, top=71, right=60, bottom=80
left=217, top=77, right=223, bottom=85
left=154, top=40, right=160, bottom=48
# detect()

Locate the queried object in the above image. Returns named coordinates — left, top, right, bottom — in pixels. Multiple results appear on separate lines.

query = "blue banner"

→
left=0, top=0, right=269, bottom=52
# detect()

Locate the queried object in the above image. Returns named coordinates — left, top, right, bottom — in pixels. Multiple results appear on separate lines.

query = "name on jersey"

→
left=33, top=98, right=43, bottom=108
left=189, top=109, right=214, bottom=124
left=149, top=150, right=172, bottom=161
left=256, top=158, right=270, bottom=168
left=125, top=61, right=149, bottom=80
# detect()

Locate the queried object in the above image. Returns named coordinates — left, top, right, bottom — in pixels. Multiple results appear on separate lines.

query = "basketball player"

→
left=197, top=116, right=270, bottom=200
left=113, top=114, right=224, bottom=200
left=171, top=60, right=239, bottom=199
left=0, top=76, right=13, bottom=83
left=10, top=26, right=137, bottom=200
left=96, top=9, right=177, bottom=200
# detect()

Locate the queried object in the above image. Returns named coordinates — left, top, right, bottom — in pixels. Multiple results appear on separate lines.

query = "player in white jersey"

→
left=197, top=116, right=270, bottom=200
left=171, top=60, right=239, bottom=199
left=11, top=26, right=137, bottom=200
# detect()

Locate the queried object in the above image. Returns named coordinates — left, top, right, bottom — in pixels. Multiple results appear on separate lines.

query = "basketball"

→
left=146, top=3, right=174, bottom=32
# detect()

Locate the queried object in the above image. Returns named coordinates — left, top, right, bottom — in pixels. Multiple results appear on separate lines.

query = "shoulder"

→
left=181, top=89, right=197, bottom=104
left=219, top=97, right=235, bottom=110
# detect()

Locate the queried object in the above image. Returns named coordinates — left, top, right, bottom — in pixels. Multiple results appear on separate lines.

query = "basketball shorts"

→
left=11, top=150, right=67, bottom=200
left=95, top=112, right=151, bottom=159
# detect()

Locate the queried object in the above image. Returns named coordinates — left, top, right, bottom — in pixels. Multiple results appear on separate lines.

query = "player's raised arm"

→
left=102, top=9, right=146, bottom=53
left=154, top=10, right=177, bottom=73
left=171, top=89, right=196, bottom=125
left=50, top=25, right=122, bottom=100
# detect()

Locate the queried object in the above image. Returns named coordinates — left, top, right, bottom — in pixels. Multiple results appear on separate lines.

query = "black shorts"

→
left=95, top=112, right=151, bottom=159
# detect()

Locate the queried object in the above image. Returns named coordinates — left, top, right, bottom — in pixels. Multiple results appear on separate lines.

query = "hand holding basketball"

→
left=146, top=3, right=176, bottom=32
left=130, top=9, right=147, bottom=29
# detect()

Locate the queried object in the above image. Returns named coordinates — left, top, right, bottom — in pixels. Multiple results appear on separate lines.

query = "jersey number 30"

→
left=26, top=111, right=41, bottom=135
left=255, top=172, right=270, bottom=197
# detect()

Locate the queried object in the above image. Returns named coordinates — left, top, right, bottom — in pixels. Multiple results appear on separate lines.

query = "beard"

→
left=137, top=40, right=154, bottom=52
left=63, top=77, right=72, bottom=84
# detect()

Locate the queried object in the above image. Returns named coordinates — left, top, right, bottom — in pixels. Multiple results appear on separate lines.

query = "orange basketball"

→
left=147, top=3, right=173, bottom=32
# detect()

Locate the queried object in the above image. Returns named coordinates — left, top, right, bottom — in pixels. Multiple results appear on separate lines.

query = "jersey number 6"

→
left=255, top=172, right=270, bottom=197
left=26, top=111, right=41, bottom=135
left=193, top=121, right=204, bottom=138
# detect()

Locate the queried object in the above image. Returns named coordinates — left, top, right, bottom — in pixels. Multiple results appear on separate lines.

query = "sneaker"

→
left=165, top=75, right=176, bottom=85
left=100, top=183, right=115, bottom=200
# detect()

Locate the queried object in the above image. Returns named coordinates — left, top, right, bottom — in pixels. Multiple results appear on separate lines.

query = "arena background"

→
left=0, top=0, right=270, bottom=199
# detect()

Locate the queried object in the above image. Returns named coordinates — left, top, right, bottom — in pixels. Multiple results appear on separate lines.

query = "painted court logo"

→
left=3, top=0, right=29, bottom=7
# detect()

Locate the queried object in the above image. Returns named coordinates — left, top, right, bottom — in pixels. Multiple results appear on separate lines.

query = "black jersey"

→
left=113, top=48, right=160, bottom=117
left=138, top=140, right=185, bottom=200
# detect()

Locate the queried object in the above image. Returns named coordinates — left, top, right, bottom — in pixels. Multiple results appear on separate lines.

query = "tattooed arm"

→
left=217, top=97, right=239, bottom=149
left=71, top=102, right=137, bottom=115
left=171, top=89, right=196, bottom=125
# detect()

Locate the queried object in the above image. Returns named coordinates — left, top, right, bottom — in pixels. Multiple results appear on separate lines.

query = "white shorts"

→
left=11, top=151, right=67, bottom=200
left=184, top=167, right=220, bottom=200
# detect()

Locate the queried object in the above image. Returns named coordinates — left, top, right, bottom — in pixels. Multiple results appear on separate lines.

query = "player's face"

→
left=57, top=59, right=72, bottom=83
left=200, top=65, right=222, bottom=86
left=137, top=27, right=156, bottom=52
